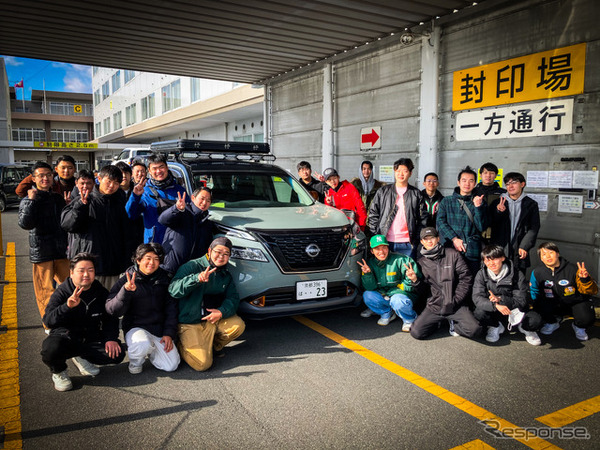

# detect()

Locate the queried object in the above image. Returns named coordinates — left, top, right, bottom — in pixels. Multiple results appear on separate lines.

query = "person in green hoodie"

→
left=358, top=235, right=421, bottom=331
left=168, top=237, right=245, bottom=371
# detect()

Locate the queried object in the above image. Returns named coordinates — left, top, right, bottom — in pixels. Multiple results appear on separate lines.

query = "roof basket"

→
left=150, top=139, right=275, bottom=163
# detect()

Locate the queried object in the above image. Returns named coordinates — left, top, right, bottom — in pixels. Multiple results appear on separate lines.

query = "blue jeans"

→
left=363, top=290, right=417, bottom=323
left=389, top=242, right=414, bottom=259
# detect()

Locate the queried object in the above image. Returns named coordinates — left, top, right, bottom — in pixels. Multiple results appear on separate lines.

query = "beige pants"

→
left=32, top=259, right=70, bottom=324
left=177, top=315, right=245, bottom=371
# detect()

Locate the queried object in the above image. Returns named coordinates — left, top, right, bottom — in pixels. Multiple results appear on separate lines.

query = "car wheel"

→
left=0, top=196, right=5, bottom=212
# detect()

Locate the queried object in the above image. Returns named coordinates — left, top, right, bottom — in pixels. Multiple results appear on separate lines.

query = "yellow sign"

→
left=34, top=141, right=98, bottom=149
left=453, top=43, right=586, bottom=111
left=73, top=104, right=82, bottom=113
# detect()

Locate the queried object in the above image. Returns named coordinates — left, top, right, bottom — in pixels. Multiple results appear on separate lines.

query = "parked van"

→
left=112, top=148, right=154, bottom=165
left=0, top=164, right=29, bottom=211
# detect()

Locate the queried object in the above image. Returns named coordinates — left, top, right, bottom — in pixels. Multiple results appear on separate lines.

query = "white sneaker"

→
left=572, top=323, right=589, bottom=341
left=52, top=370, right=73, bottom=392
left=72, top=356, right=100, bottom=376
left=402, top=322, right=412, bottom=332
left=377, top=312, right=397, bottom=326
left=448, top=320, right=460, bottom=337
left=540, top=321, right=560, bottom=335
left=129, top=362, right=143, bottom=374
left=518, top=324, right=542, bottom=346
left=360, top=308, right=375, bottom=318
left=485, top=323, right=506, bottom=343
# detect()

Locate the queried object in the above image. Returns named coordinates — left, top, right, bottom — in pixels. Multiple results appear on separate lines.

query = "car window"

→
left=116, top=150, right=129, bottom=160
left=135, top=150, right=152, bottom=156
left=195, top=171, right=314, bottom=208
left=4, top=168, right=16, bottom=182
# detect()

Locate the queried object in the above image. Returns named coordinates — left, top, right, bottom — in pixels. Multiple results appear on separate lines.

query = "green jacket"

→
left=168, top=255, right=240, bottom=324
left=361, top=252, right=421, bottom=300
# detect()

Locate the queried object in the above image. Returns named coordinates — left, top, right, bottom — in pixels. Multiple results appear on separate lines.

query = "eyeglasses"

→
left=424, top=180, right=438, bottom=184
left=212, top=250, right=231, bottom=258
left=505, top=180, right=521, bottom=186
left=34, top=173, right=53, bottom=179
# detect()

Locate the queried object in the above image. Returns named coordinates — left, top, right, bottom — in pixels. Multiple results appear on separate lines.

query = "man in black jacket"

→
left=18, top=162, right=70, bottom=327
left=61, top=165, right=130, bottom=289
left=410, top=228, right=482, bottom=340
left=489, top=172, right=540, bottom=273
left=297, top=160, right=326, bottom=202
left=368, top=158, right=428, bottom=259
left=41, top=253, right=125, bottom=391
left=421, top=172, right=443, bottom=228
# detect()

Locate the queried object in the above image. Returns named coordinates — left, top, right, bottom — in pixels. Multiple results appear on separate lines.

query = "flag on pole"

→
left=14, top=79, right=23, bottom=88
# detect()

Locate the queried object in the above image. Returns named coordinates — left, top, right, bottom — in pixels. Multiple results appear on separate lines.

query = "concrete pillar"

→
left=418, top=25, right=441, bottom=180
left=322, top=63, right=334, bottom=171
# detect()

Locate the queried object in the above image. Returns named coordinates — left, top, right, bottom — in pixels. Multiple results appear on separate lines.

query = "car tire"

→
left=0, top=196, right=5, bottom=212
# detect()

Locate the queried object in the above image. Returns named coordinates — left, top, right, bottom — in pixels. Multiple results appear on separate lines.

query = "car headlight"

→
left=214, top=223, right=256, bottom=241
left=231, top=247, right=268, bottom=262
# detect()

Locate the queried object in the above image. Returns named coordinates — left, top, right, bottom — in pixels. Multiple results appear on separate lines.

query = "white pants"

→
left=125, top=328, right=180, bottom=372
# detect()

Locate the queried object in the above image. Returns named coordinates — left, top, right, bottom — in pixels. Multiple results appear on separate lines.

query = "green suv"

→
left=153, top=140, right=362, bottom=319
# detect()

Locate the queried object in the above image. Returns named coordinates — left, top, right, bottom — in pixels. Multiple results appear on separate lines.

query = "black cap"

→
left=323, top=168, right=339, bottom=180
left=420, top=227, right=439, bottom=239
left=209, top=236, right=232, bottom=250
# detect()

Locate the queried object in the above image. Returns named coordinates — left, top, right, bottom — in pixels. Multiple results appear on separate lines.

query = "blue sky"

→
left=2, top=55, right=92, bottom=100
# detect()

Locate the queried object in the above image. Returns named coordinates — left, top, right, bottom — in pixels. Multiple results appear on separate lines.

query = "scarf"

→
left=150, top=172, right=175, bottom=191
left=420, top=243, right=444, bottom=259
left=487, top=263, right=509, bottom=282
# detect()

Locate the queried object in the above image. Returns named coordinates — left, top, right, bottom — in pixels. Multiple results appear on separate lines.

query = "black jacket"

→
left=417, top=246, right=472, bottom=316
left=421, top=189, right=444, bottom=228
left=61, top=188, right=130, bottom=276
left=106, top=265, right=178, bottom=339
left=299, top=177, right=327, bottom=202
left=158, top=203, right=213, bottom=274
left=368, top=184, right=429, bottom=247
left=472, top=261, right=527, bottom=312
left=18, top=190, right=68, bottom=263
left=490, top=195, right=540, bottom=270
left=43, top=277, right=119, bottom=343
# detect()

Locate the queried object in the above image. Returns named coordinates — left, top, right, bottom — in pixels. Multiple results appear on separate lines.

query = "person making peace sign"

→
left=358, top=234, right=421, bottom=331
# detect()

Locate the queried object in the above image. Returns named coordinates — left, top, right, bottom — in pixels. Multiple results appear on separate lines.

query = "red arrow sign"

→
left=361, top=128, right=380, bottom=146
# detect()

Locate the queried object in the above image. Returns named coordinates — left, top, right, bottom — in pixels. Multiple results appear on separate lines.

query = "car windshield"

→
left=193, top=171, right=315, bottom=208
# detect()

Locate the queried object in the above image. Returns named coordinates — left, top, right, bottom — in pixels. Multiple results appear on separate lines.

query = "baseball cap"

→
left=420, top=227, right=439, bottom=239
left=322, top=168, right=339, bottom=180
left=369, top=235, right=389, bottom=248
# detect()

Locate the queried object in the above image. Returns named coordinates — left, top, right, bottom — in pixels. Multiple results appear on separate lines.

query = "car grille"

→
left=252, top=227, right=351, bottom=273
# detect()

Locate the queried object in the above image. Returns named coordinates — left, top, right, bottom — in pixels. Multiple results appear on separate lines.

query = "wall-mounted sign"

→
left=35, top=141, right=98, bottom=149
left=73, top=105, right=82, bottom=113
left=456, top=98, right=573, bottom=141
left=452, top=43, right=585, bottom=111
left=360, top=126, right=381, bottom=150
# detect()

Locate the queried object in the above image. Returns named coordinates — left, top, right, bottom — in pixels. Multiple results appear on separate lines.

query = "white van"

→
left=112, top=148, right=154, bottom=165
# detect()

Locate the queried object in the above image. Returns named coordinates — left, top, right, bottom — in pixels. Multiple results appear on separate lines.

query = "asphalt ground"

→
left=0, top=207, right=598, bottom=450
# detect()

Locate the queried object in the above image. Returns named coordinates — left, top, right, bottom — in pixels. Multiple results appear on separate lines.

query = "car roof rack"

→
left=151, top=139, right=275, bottom=163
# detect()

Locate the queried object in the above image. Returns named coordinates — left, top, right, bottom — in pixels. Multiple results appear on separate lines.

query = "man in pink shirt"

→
left=367, top=158, right=428, bottom=258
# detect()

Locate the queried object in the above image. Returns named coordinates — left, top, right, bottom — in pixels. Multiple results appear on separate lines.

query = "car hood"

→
left=208, top=203, right=350, bottom=231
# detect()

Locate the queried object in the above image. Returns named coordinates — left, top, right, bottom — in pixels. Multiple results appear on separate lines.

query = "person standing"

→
left=351, top=160, right=385, bottom=211
left=473, top=162, right=506, bottom=243
left=436, top=166, right=487, bottom=275
left=323, top=167, right=367, bottom=231
left=297, top=161, right=326, bottom=202
left=41, top=253, right=125, bottom=391
left=106, top=243, right=180, bottom=374
left=126, top=153, right=188, bottom=244
left=18, top=161, right=70, bottom=328
left=17, top=155, right=77, bottom=199
left=489, top=172, right=540, bottom=273
left=169, top=237, right=245, bottom=371
left=421, top=172, right=443, bottom=228
left=367, top=158, right=428, bottom=258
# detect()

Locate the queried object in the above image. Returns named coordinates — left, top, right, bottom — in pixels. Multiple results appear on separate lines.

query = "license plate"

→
left=296, top=280, right=327, bottom=300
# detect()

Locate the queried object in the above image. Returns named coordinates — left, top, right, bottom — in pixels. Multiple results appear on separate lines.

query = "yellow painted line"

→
left=0, top=243, right=22, bottom=449
left=449, top=439, right=495, bottom=450
left=294, top=315, right=560, bottom=450
left=536, top=394, right=600, bottom=428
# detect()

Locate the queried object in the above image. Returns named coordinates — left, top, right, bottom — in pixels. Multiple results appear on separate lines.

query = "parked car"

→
left=152, top=139, right=363, bottom=319
left=0, top=164, right=30, bottom=211
left=112, top=148, right=154, bottom=165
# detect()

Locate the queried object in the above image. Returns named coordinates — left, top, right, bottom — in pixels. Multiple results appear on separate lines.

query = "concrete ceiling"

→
left=0, top=0, right=500, bottom=84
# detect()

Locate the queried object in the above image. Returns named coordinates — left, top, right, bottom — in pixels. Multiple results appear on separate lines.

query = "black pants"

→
left=534, top=298, right=595, bottom=329
left=41, top=333, right=126, bottom=374
left=473, top=307, right=543, bottom=331
left=411, top=306, right=483, bottom=340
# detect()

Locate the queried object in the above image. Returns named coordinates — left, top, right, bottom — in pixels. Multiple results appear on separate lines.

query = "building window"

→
left=51, top=129, right=89, bottom=143
left=48, top=102, right=93, bottom=116
left=103, top=117, right=111, bottom=135
left=125, top=103, right=137, bottom=126
left=102, top=81, right=110, bottom=100
left=113, top=111, right=123, bottom=130
left=124, top=70, right=136, bottom=84
left=94, top=89, right=101, bottom=106
left=112, top=70, right=121, bottom=93
left=191, top=78, right=201, bottom=102
left=161, top=79, right=181, bottom=113
left=11, top=128, right=46, bottom=142
left=95, top=122, right=101, bottom=137
left=141, top=93, right=155, bottom=120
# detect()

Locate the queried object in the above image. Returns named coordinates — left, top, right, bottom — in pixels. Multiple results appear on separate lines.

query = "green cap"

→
left=369, top=235, right=389, bottom=248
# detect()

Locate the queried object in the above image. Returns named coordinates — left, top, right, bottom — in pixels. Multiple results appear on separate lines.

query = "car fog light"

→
left=249, top=296, right=266, bottom=307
